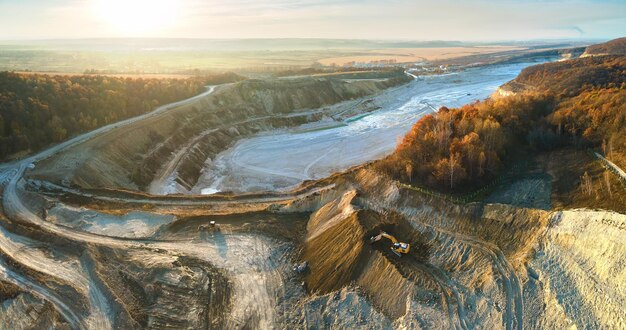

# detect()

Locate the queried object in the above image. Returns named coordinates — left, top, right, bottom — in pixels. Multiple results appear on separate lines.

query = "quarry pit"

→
left=0, top=58, right=624, bottom=329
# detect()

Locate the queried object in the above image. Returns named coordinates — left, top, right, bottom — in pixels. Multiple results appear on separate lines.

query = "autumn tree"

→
left=0, top=71, right=244, bottom=159
left=377, top=91, right=562, bottom=192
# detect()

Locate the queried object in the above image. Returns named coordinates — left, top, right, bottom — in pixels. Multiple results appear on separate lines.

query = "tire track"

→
left=417, top=219, right=523, bottom=330
left=411, top=261, right=470, bottom=330
left=364, top=198, right=522, bottom=330
left=0, top=225, right=113, bottom=328
left=4, top=166, right=292, bottom=329
left=0, top=259, right=83, bottom=329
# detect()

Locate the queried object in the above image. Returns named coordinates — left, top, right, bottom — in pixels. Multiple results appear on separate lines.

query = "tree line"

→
left=377, top=94, right=555, bottom=190
left=0, top=72, right=243, bottom=159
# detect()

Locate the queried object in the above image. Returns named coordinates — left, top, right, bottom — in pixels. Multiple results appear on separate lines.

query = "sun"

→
left=92, top=0, right=179, bottom=35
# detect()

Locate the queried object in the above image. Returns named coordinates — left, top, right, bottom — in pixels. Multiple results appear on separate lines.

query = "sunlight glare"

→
left=93, top=0, right=179, bottom=35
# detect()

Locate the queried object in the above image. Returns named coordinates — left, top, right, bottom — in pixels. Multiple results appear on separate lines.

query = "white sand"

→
left=193, top=61, right=544, bottom=193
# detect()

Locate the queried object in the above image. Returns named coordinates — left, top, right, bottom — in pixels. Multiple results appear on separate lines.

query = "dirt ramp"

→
left=357, top=252, right=413, bottom=319
left=480, top=204, right=551, bottom=266
left=303, top=190, right=366, bottom=293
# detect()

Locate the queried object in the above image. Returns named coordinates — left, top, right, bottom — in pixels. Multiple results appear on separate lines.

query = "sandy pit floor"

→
left=193, top=60, right=549, bottom=194
left=46, top=203, right=176, bottom=238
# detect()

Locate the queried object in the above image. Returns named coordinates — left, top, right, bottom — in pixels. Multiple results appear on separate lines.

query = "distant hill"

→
left=507, top=55, right=626, bottom=96
left=499, top=38, right=626, bottom=95
left=582, top=37, right=626, bottom=57
left=499, top=38, right=626, bottom=96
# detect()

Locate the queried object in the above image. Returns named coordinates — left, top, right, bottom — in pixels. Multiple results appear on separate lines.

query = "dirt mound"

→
left=356, top=251, right=415, bottom=319
left=301, top=190, right=432, bottom=319
left=306, top=190, right=358, bottom=241
left=529, top=209, right=626, bottom=329
left=302, top=190, right=365, bottom=293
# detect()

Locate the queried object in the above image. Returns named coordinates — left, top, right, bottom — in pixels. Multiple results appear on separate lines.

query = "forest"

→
left=0, top=72, right=242, bottom=159
left=550, top=86, right=626, bottom=161
left=377, top=93, right=555, bottom=190
left=583, top=37, right=626, bottom=56
left=378, top=54, right=626, bottom=192
left=513, top=55, right=626, bottom=96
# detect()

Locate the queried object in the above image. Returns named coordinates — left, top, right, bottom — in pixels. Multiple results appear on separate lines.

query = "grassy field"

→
left=0, top=49, right=326, bottom=73
left=317, top=46, right=525, bottom=66
left=13, top=71, right=194, bottom=79
left=0, top=39, right=578, bottom=74
left=310, top=70, right=404, bottom=79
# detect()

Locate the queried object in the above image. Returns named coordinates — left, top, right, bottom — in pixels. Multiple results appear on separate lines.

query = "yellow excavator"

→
left=369, top=231, right=410, bottom=257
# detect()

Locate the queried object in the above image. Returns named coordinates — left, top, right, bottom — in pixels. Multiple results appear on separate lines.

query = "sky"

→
left=0, top=0, right=624, bottom=41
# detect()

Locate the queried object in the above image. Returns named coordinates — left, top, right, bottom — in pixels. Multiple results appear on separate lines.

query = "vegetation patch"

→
left=0, top=72, right=244, bottom=159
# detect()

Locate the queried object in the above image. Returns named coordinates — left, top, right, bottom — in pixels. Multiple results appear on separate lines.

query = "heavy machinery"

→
left=369, top=231, right=410, bottom=257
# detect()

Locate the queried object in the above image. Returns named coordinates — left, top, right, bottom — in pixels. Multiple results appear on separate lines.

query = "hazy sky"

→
left=1, top=0, right=624, bottom=40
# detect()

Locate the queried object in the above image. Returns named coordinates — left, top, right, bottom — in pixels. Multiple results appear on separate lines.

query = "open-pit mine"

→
left=1, top=54, right=624, bottom=330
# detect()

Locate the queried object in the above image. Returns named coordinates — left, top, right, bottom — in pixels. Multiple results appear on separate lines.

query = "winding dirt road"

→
left=3, top=164, right=296, bottom=328
left=0, top=85, right=231, bottom=329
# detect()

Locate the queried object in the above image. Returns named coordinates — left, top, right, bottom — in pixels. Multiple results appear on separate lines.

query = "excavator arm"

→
left=369, top=231, right=410, bottom=257
left=370, top=231, right=397, bottom=243
left=380, top=232, right=398, bottom=244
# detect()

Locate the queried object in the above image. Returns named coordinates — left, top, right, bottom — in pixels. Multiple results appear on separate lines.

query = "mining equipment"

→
left=370, top=231, right=410, bottom=257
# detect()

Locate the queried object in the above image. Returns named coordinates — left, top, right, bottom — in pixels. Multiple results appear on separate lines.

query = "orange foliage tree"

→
left=377, top=93, right=554, bottom=192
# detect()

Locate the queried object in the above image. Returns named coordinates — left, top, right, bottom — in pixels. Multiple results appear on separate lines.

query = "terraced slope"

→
left=29, top=74, right=409, bottom=193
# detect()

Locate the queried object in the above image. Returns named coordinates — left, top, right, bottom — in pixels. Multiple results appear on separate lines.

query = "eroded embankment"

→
left=528, top=209, right=626, bottom=329
left=28, top=74, right=409, bottom=194
left=289, top=168, right=567, bottom=329
left=7, top=153, right=626, bottom=328
left=0, top=278, right=69, bottom=329
left=301, top=189, right=436, bottom=320
left=0, top=211, right=233, bottom=329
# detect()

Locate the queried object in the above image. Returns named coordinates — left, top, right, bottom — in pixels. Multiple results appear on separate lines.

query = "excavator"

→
left=369, top=231, right=410, bottom=257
